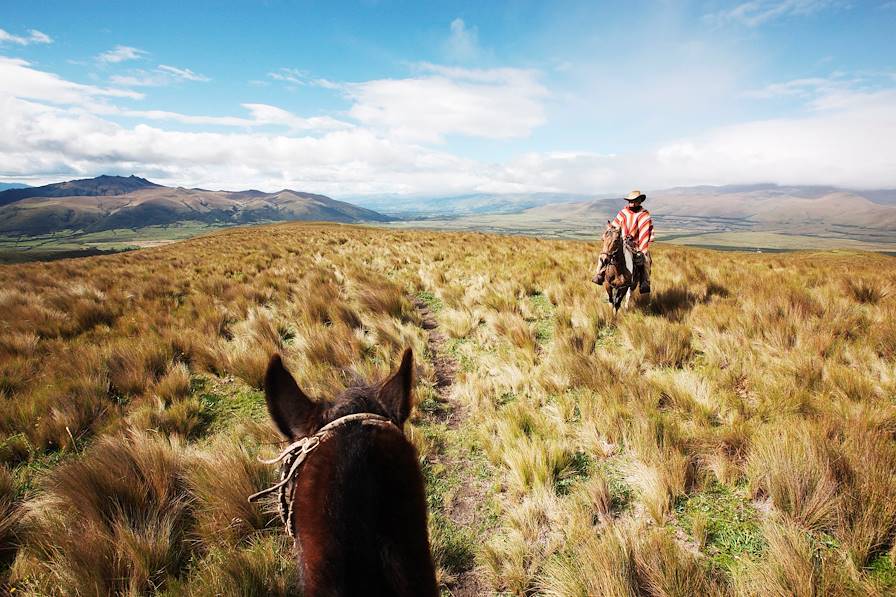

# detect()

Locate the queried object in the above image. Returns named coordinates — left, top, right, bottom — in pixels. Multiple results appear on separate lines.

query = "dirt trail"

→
left=412, top=297, right=486, bottom=597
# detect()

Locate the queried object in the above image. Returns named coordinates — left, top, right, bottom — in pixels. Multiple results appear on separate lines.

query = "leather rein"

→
left=247, top=412, right=400, bottom=538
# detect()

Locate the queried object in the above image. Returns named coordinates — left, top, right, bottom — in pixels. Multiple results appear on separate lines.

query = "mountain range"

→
left=0, top=176, right=390, bottom=235
left=519, top=185, right=896, bottom=234
left=2, top=176, right=895, bottom=249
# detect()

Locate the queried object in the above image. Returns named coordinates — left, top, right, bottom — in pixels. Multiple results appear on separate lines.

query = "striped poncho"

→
left=612, top=206, right=654, bottom=252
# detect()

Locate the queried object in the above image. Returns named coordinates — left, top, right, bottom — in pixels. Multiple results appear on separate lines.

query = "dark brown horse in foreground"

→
left=252, top=349, right=438, bottom=597
left=595, top=222, right=641, bottom=313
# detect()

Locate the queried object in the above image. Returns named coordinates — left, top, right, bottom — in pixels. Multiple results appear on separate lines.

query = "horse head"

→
left=258, top=349, right=438, bottom=596
left=602, top=221, right=623, bottom=257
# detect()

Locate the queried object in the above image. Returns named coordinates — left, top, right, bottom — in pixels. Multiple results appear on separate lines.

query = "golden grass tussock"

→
left=187, top=439, right=278, bottom=546
left=539, top=522, right=726, bottom=597
left=0, top=223, right=895, bottom=594
left=12, top=431, right=192, bottom=594
left=0, top=466, right=21, bottom=577
left=746, top=420, right=840, bottom=532
left=621, top=316, right=694, bottom=368
left=732, top=519, right=872, bottom=597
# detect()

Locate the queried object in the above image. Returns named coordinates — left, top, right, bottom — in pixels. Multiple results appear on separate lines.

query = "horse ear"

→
left=264, top=354, right=320, bottom=440
left=377, top=349, right=414, bottom=427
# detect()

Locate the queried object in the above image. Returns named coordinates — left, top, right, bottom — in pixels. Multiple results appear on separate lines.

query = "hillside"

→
left=0, top=175, right=391, bottom=235
left=1, top=223, right=894, bottom=594
left=388, top=185, right=896, bottom=251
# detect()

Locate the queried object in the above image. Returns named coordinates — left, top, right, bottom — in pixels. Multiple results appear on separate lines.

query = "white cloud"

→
left=97, top=45, right=147, bottom=63
left=705, top=0, right=838, bottom=26
left=0, top=56, right=143, bottom=106
left=445, top=18, right=480, bottom=62
left=1, top=55, right=894, bottom=196
left=157, top=64, right=209, bottom=82
left=650, top=89, right=896, bottom=189
left=745, top=77, right=840, bottom=99
left=111, top=65, right=210, bottom=87
left=109, top=70, right=168, bottom=87
left=240, top=103, right=352, bottom=131
left=345, top=63, right=548, bottom=142
left=108, top=104, right=353, bottom=131
left=0, top=28, right=53, bottom=45
left=268, top=67, right=305, bottom=85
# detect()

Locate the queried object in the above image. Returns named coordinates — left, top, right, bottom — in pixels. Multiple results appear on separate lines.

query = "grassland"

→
left=0, top=222, right=226, bottom=263
left=0, top=222, right=895, bottom=595
left=386, top=217, right=896, bottom=253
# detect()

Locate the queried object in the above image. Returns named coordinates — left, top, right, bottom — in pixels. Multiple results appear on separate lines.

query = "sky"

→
left=1, top=0, right=895, bottom=198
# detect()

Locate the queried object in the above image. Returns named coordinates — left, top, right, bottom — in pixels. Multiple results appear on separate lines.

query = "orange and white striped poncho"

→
left=612, top=206, right=654, bottom=252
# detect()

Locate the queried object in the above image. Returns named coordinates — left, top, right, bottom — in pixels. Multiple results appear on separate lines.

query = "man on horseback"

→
left=595, top=189, right=654, bottom=294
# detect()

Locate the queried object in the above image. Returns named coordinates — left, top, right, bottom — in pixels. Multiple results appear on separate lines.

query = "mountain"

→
left=0, top=176, right=391, bottom=235
left=482, top=185, right=896, bottom=242
left=0, top=182, right=30, bottom=192
left=355, top=192, right=604, bottom=218
left=384, top=185, right=896, bottom=249
left=0, top=175, right=161, bottom=207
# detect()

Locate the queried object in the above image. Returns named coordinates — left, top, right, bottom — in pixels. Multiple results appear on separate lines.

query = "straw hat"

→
left=624, top=190, right=646, bottom=202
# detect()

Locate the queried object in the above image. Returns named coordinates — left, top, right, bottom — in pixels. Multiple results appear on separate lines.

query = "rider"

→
left=596, top=189, right=654, bottom=293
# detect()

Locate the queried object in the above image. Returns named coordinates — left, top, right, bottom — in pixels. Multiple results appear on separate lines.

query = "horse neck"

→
left=292, top=427, right=438, bottom=596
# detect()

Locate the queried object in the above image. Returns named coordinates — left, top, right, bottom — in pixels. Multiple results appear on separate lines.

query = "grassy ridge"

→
left=0, top=222, right=894, bottom=595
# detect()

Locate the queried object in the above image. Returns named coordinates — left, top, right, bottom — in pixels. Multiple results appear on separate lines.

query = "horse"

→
left=594, top=221, right=641, bottom=313
left=250, top=349, right=438, bottom=597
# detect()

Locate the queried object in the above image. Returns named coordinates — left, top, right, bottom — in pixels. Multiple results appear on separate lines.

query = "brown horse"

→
left=252, top=349, right=438, bottom=597
left=595, top=222, right=640, bottom=313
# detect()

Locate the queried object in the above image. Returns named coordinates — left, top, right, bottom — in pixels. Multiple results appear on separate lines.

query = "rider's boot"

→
left=639, top=252, right=652, bottom=294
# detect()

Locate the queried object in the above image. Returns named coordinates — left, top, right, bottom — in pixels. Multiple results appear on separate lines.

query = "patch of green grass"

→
left=867, top=554, right=896, bottom=591
left=193, top=375, right=267, bottom=435
left=420, top=425, right=477, bottom=578
left=416, top=290, right=444, bottom=312
left=674, top=482, right=765, bottom=573
left=598, top=457, right=635, bottom=514
left=444, top=337, right=476, bottom=373
left=529, top=292, right=555, bottom=345
left=555, top=449, right=592, bottom=495
left=415, top=384, right=447, bottom=417
left=11, top=448, right=70, bottom=496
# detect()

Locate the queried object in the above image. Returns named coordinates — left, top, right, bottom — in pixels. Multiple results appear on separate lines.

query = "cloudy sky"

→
left=1, top=1, right=895, bottom=198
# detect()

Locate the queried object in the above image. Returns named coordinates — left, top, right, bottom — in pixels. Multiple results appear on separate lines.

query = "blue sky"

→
left=1, top=1, right=895, bottom=197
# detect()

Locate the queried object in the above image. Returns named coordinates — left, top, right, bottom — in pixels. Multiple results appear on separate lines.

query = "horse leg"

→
left=624, top=287, right=631, bottom=310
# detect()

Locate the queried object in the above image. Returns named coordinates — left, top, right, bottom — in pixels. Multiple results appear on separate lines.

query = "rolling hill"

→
left=0, top=175, right=391, bottom=235
left=386, top=185, right=896, bottom=250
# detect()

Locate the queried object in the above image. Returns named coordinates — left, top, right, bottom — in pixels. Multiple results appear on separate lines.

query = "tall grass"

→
left=0, top=223, right=893, bottom=594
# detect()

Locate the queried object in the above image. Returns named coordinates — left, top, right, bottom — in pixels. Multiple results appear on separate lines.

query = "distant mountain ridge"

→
left=0, top=175, right=391, bottom=235
left=0, top=175, right=161, bottom=207
left=0, top=182, right=31, bottom=193
left=358, top=184, right=896, bottom=219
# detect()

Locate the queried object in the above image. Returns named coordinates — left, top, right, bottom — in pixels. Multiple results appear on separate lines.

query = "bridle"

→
left=248, top=412, right=400, bottom=538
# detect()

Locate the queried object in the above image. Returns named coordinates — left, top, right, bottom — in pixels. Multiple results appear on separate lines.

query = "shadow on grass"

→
left=638, top=282, right=729, bottom=321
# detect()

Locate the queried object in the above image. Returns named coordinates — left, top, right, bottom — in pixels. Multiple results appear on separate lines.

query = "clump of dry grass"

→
left=176, top=535, right=301, bottom=596
left=12, top=431, right=192, bottom=594
left=129, top=396, right=206, bottom=438
left=746, top=421, right=840, bottom=532
left=539, top=523, right=724, bottom=597
left=621, top=317, right=694, bottom=368
left=734, top=519, right=863, bottom=597
left=0, top=466, right=21, bottom=575
left=836, top=428, right=896, bottom=567
left=188, top=440, right=277, bottom=546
